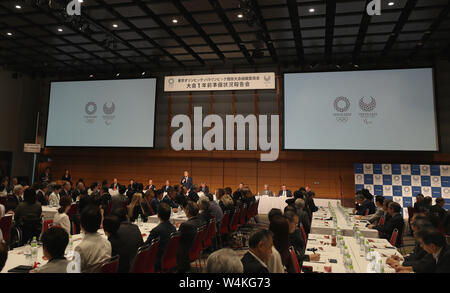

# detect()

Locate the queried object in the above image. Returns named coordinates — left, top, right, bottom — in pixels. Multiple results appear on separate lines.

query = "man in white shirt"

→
left=261, top=184, right=273, bottom=196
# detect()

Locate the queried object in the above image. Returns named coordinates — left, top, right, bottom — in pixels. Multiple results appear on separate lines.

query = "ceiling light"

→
left=112, top=24, right=118, bottom=28
left=116, top=73, right=120, bottom=77
left=57, top=28, right=63, bottom=32
left=237, top=13, right=243, bottom=18
left=78, top=0, right=84, bottom=3
left=6, top=32, right=12, bottom=36
left=89, top=74, right=94, bottom=78
left=309, top=8, right=315, bottom=13
left=388, top=2, right=394, bottom=6
left=15, top=5, right=21, bottom=9
left=172, top=19, right=178, bottom=24
left=141, top=71, right=146, bottom=76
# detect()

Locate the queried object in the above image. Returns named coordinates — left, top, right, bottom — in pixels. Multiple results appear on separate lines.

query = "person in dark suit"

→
left=369, top=202, right=404, bottom=247
left=200, top=182, right=209, bottom=195
left=6, top=184, right=24, bottom=213
left=232, top=183, right=244, bottom=204
left=61, top=169, right=71, bottom=184
left=59, top=181, right=72, bottom=199
left=40, top=167, right=51, bottom=184
left=144, top=203, right=177, bottom=271
left=162, top=180, right=172, bottom=193
left=278, top=185, right=292, bottom=197
left=354, top=191, right=376, bottom=216
left=241, top=229, right=273, bottom=273
left=151, top=189, right=164, bottom=215
left=14, top=188, right=42, bottom=244
left=0, top=177, right=12, bottom=195
left=104, top=208, right=144, bottom=273
left=414, top=194, right=425, bottom=212
left=176, top=202, right=206, bottom=273
left=110, top=178, right=120, bottom=191
left=161, top=190, right=179, bottom=210
left=180, top=170, right=193, bottom=191
left=294, top=198, right=311, bottom=235
left=187, top=185, right=200, bottom=203
left=36, top=182, right=49, bottom=206
left=430, top=198, right=447, bottom=223
left=144, top=179, right=156, bottom=192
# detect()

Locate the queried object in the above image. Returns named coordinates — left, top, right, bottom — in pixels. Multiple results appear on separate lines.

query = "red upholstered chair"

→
left=203, top=218, right=216, bottom=250
left=289, top=246, right=301, bottom=273
left=100, top=255, right=120, bottom=273
left=378, top=216, right=385, bottom=226
left=160, top=232, right=181, bottom=272
left=42, top=219, right=53, bottom=233
left=229, top=207, right=241, bottom=233
left=239, top=204, right=248, bottom=225
left=189, top=226, right=207, bottom=263
left=390, top=228, right=399, bottom=247
left=0, top=215, right=12, bottom=242
left=67, top=203, right=78, bottom=220
left=131, top=240, right=159, bottom=273
left=146, top=239, right=160, bottom=273
left=300, top=224, right=307, bottom=250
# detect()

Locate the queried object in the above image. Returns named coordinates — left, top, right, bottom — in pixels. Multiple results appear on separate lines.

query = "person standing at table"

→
left=261, top=184, right=273, bottom=196
left=61, top=169, right=72, bottom=184
left=75, top=206, right=111, bottom=273
left=144, top=203, right=176, bottom=272
left=241, top=229, right=273, bottom=273
left=278, top=185, right=292, bottom=197
left=180, top=171, right=193, bottom=192
left=32, top=227, right=70, bottom=273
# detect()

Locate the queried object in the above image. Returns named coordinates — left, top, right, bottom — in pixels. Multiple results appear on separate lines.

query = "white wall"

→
left=0, top=69, right=41, bottom=181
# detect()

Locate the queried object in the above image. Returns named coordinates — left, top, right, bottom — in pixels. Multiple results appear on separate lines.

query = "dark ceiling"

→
left=0, top=0, right=449, bottom=77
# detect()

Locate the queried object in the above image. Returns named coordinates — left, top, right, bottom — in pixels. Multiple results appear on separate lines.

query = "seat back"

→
left=390, top=228, right=398, bottom=247
left=189, top=226, right=207, bottom=262
left=161, top=232, right=181, bottom=271
left=364, top=208, right=369, bottom=216
left=255, top=200, right=260, bottom=216
left=100, top=255, right=120, bottom=273
left=289, top=246, right=301, bottom=273
left=203, top=218, right=216, bottom=249
left=0, top=215, right=12, bottom=242
left=42, top=219, right=54, bottom=234
left=247, top=202, right=255, bottom=219
left=378, top=216, right=385, bottom=226
left=229, top=208, right=241, bottom=232
left=0, top=196, right=6, bottom=207
left=300, top=224, right=307, bottom=250
left=67, top=203, right=78, bottom=220
left=240, top=204, right=247, bottom=225
left=146, top=239, right=160, bottom=273
left=130, top=244, right=151, bottom=273
left=219, top=211, right=230, bottom=235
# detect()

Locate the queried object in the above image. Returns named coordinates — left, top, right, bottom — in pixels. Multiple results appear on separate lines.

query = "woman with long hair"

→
left=53, top=195, right=72, bottom=235
left=268, top=214, right=290, bottom=273
left=128, top=193, right=146, bottom=222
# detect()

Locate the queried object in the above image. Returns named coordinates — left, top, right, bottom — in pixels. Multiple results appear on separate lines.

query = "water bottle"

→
left=348, top=264, right=355, bottom=273
left=31, top=236, right=38, bottom=264
left=376, top=259, right=384, bottom=273
left=68, top=235, right=73, bottom=251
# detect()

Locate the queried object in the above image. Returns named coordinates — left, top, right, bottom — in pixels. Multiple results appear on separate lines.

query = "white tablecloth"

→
left=41, top=206, right=59, bottom=220
left=2, top=222, right=160, bottom=273
left=147, top=210, right=188, bottom=224
left=255, top=196, right=341, bottom=215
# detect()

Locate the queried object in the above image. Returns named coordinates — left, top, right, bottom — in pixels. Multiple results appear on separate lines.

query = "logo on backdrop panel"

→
left=359, top=97, right=378, bottom=125
left=333, top=96, right=351, bottom=123
left=84, top=101, right=97, bottom=123
left=103, top=102, right=116, bottom=126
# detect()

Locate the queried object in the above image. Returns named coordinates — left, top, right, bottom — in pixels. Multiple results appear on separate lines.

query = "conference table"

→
left=147, top=210, right=188, bottom=224
left=1, top=222, right=162, bottom=273
left=310, top=206, right=379, bottom=238
left=41, top=206, right=59, bottom=220
left=255, top=195, right=341, bottom=215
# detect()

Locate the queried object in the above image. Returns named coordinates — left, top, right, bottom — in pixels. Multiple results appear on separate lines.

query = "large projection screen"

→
left=284, top=68, right=438, bottom=151
left=46, top=78, right=157, bottom=147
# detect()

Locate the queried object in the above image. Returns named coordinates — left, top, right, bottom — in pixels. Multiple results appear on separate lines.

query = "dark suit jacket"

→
left=435, top=244, right=450, bottom=273
left=376, top=213, right=404, bottom=247
left=187, top=190, right=199, bottom=203
left=430, top=204, right=447, bottom=222
left=176, top=216, right=205, bottom=272
left=175, top=193, right=188, bottom=207
left=403, top=244, right=436, bottom=273
left=305, top=196, right=318, bottom=220
left=356, top=200, right=377, bottom=216
left=162, top=185, right=173, bottom=193
left=151, top=198, right=161, bottom=215
left=144, top=185, right=156, bottom=192
left=108, top=221, right=144, bottom=273
left=36, top=190, right=48, bottom=206
left=180, top=176, right=193, bottom=191
left=145, top=220, right=176, bottom=271
left=110, top=183, right=120, bottom=190
left=278, top=190, right=293, bottom=197
left=200, top=186, right=209, bottom=195
left=6, top=195, right=21, bottom=212
left=161, top=195, right=179, bottom=209
left=297, top=209, right=311, bottom=235
left=241, top=252, right=269, bottom=273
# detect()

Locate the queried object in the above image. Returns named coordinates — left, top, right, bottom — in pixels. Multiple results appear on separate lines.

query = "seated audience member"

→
left=278, top=185, right=292, bottom=197
left=232, top=183, right=244, bottom=205
left=241, top=187, right=256, bottom=207
left=205, top=248, right=244, bottom=273
left=128, top=193, right=147, bottom=222
left=387, top=216, right=436, bottom=273
left=353, top=190, right=376, bottom=216
left=151, top=189, right=164, bottom=215
left=304, top=190, right=318, bottom=220
left=294, top=198, right=311, bottom=235
left=142, top=189, right=155, bottom=215
left=111, top=185, right=128, bottom=213
left=33, top=227, right=69, bottom=273
left=6, top=184, right=24, bottom=212
left=104, top=209, right=144, bottom=273
left=261, top=184, right=273, bottom=197
left=87, top=182, right=99, bottom=196
left=72, top=181, right=85, bottom=202
left=430, top=198, right=447, bottom=223
left=177, top=202, right=205, bottom=273
left=198, top=196, right=213, bottom=224
left=162, top=190, right=179, bottom=211
left=40, top=167, right=51, bottom=184
left=414, top=194, right=425, bottom=212
left=268, top=215, right=289, bottom=273
left=36, top=183, right=49, bottom=206
left=75, top=206, right=111, bottom=273
left=144, top=203, right=176, bottom=271
left=420, top=196, right=433, bottom=213
left=0, top=177, right=11, bottom=196
left=397, top=228, right=450, bottom=273
left=206, top=193, right=224, bottom=224
left=368, top=202, right=404, bottom=247
left=48, top=184, right=61, bottom=207
left=14, top=188, right=42, bottom=243
left=53, top=196, right=72, bottom=235
left=355, top=195, right=385, bottom=224
left=241, top=229, right=273, bottom=273
left=188, top=185, right=200, bottom=203
left=218, top=189, right=234, bottom=214
left=0, top=241, right=7, bottom=272
left=59, top=181, right=72, bottom=198
left=285, top=211, right=320, bottom=265
left=175, top=189, right=188, bottom=208
left=110, top=178, right=120, bottom=191
left=200, top=182, right=209, bottom=195
left=100, top=184, right=112, bottom=211
left=127, top=179, right=135, bottom=193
